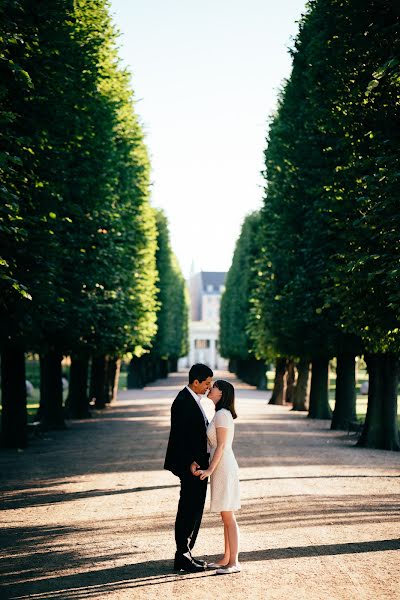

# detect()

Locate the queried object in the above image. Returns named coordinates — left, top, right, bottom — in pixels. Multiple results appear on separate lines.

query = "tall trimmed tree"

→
left=220, top=211, right=266, bottom=388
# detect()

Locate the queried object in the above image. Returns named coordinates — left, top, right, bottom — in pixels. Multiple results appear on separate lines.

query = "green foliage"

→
left=0, top=0, right=37, bottom=305
left=151, top=209, right=189, bottom=360
left=312, top=0, right=400, bottom=353
left=249, top=48, right=339, bottom=360
left=249, top=0, right=399, bottom=360
left=220, top=211, right=262, bottom=360
left=169, top=253, right=189, bottom=358
left=0, top=0, right=159, bottom=358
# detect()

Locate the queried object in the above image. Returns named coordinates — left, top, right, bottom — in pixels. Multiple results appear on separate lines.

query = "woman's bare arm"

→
left=198, top=426, right=228, bottom=480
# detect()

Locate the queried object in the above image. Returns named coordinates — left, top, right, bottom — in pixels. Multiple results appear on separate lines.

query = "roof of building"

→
left=201, top=271, right=226, bottom=292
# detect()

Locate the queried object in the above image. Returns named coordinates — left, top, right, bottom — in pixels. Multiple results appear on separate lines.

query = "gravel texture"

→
left=1, top=370, right=399, bottom=600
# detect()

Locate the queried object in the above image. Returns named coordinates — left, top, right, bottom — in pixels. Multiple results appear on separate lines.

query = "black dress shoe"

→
left=191, top=557, right=207, bottom=567
left=174, top=554, right=206, bottom=572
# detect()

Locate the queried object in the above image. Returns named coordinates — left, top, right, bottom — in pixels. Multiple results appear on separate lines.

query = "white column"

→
left=189, top=335, right=195, bottom=366
left=210, top=338, right=216, bottom=369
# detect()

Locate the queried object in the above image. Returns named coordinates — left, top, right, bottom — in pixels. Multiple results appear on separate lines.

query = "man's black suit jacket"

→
left=164, top=387, right=209, bottom=477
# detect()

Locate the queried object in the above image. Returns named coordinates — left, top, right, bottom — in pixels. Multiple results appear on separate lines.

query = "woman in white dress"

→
left=197, top=379, right=241, bottom=574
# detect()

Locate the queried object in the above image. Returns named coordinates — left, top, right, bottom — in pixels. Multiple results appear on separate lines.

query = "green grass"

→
left=0, top=360, right=128, bottom=423
left=266, top=370, right=275, bottom=390
left=24, top=388, right=69, bottom=423
left=328, top=389, right=400, bottom=429
left=118, top=370, right=128, bottom=391
left=1, top=368, right=129, bottom=424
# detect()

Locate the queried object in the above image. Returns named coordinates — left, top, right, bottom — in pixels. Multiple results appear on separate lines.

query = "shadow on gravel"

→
left=0, top=402, right=393, bottom=490
left=232, top=493, right=400, bottom=530
left=242, top=474, right=400, bottom=481
left=239, top=538, right=400, bottom=561
left=2, top=538, right=400, bottom=599
left=0, top=556, right=214, bottom=599
left=4, top=472, right=399, bottom=511
left=1, top=482, right=179, bottom=510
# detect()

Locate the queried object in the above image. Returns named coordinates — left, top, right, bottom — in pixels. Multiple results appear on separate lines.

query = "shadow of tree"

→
left=2, top=475, right=399, bottom=511
left=1, top=536, right=399, bottom=599
left=1, top=371, right=399, bottom=599
left=1, top=483, right=179, bottom=510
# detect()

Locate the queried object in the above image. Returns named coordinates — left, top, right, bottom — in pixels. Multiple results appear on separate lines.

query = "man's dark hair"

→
left=189, top=363, right=213, bottom=384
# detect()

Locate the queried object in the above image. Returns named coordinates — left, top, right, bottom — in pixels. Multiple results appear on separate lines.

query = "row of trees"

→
left=0, top=0, right=188, bottom=449
left=127, top=209, right=189, bottom=388
left=220, top=212, right=267, bottom=388
left=220, top=0, right=400, bottom=450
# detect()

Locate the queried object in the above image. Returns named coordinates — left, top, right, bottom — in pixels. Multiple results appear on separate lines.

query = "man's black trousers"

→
left=175, top=472, right=208, bottom=555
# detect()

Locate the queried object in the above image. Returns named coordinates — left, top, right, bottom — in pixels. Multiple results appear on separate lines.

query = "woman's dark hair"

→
left=214, top=379, right=237, bottom=419
left=189, top=363, right=213, bottom=384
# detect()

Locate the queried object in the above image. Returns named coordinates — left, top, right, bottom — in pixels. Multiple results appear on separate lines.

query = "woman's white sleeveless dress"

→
left=207, top=408, right=241, bottom=512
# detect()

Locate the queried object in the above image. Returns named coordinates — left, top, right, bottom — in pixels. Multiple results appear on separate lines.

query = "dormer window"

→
left=206, top=284, right=213, bottom=292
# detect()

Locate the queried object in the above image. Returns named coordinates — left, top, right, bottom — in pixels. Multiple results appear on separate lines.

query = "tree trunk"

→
left=285, top=359, right=296, bottom=404
left=250, top=358, right=266, bottom=389
left=292, top=357, right=310, bottom=411
left=331, top=353, right=356, bottom=430
left=92, top=354, right=108, bottom=409
left=141, top=355, right=150, bottom=386
left=65, top=353, right=90, bottom=419
left=169, top=356, right=178, bottom=373
left=88, top=355, right=95, bottom=404
left=40, top=351, right=66, bottom=430
left=234, top=358, right=264, bottom=388
left=127, top=356, right=145, bottom=388
left=269, top=357, right=287, bottom=405
left=105, top=356, right=113, bottom=404
left=228, top=358, right=237, bottom=374
left=358, top=353, right=400, bottom=451
left=308, top=356, right=332, bottom=419
left=112, top=357, right=121, bottom=402
left=106, top=356, right=121, bottom=404
left=36, top=358, right=44, bottom=421
left=141, top=354, right=151, bottom=385
left=1, top=345, right=28, bottom=448
left=236, top=359, right=244, bottom=381
left=160, top=358, right=169, bottom=379
left=255, top=359, right=266, bottom=390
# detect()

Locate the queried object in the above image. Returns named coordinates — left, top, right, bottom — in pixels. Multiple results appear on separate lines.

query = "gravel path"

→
left=1, top=370, right=399, bottom=600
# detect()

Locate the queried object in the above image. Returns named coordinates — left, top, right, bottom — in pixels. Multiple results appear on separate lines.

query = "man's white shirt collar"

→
left=186, top=385, right=208, bottom=425
left=186, top=385, right=201, bottom=402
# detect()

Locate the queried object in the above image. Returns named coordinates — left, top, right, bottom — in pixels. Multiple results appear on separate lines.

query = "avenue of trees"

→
left=127, top=209, right=189, bottom=388
left=220, top=0, right=400, bottom=450
left=0, top=0, right=188, bottom=449
left=219, top=212, right=267, bottom=389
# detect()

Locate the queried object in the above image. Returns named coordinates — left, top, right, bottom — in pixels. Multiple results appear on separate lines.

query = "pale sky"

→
left=109, top=0, right=307, bottom=278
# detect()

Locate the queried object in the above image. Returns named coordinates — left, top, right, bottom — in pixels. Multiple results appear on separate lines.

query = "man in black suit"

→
left=164, top=363, right=213, bottom=572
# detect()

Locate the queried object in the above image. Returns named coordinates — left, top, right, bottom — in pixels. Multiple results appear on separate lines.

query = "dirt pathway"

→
left=1, top=370, right=399, bottom=600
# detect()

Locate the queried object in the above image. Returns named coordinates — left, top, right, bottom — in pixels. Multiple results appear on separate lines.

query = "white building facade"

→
left=178, top=271, right=228, bottom=371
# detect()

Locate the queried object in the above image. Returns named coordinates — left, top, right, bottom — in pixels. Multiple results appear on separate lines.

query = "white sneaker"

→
left=216, top=564, right=241, bottom=575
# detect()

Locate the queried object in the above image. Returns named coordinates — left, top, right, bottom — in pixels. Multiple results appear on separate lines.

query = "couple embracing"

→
left=164, top=363, right=241, bottom=575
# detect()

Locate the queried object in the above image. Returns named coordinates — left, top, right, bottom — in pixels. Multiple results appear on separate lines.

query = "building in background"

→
left=178, top=271, right=228, bottom=370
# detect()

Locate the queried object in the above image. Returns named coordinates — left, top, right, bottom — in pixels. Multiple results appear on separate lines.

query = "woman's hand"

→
left=190, top=461, right=200, bottom=475
left=198, top=469, right=212, bottom=480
